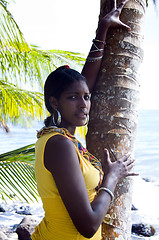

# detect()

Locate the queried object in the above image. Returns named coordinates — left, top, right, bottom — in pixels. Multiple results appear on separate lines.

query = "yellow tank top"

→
left=31, top=128, right=101, bottom=240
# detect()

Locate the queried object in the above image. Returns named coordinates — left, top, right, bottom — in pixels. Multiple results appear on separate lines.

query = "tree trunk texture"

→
left=86, top=0, right=146, bottom=239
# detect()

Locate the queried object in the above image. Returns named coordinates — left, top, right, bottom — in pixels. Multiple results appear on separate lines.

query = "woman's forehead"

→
left=64, top=80, right=89, bottom=93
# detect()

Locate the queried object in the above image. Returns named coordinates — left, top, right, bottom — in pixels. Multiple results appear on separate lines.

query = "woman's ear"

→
left=49, top=96, right=58, bottom=111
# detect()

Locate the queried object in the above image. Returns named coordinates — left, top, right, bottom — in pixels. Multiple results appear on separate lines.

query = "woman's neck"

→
left=59, top=124, right=76, bottom=136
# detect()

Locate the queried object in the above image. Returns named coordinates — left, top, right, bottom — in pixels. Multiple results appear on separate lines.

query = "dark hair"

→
left=44, top=65, right=88, bottom=126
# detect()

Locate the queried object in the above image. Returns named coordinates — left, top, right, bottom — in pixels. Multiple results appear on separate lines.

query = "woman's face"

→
left=56, top=80, right=91, bottom=134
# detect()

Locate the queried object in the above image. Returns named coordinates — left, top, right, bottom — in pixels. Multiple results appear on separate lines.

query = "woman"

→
left=31, top=1, right=137, bottom=240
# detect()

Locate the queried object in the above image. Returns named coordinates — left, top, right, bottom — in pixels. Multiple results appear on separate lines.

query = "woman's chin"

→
left=76, top=120, right=87, bottom=127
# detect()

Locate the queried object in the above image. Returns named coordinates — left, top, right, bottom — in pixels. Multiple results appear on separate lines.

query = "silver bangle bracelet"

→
left=93, top=42, right=104, bottom=52
left=89, top=48, right=104, bottom=53
left=93, top=39, right=106, bottom=45
left=90, top=49, right=104, bottom=53
left=97, top=187, right=114, bottom=202
left=86, top=55, right=103, bottom=62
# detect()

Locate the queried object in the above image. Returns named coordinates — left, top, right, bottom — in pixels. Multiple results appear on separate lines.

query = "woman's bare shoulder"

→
left=44, top=133, right=78, bottom=171
left=46, top=133, right=75, bottom=151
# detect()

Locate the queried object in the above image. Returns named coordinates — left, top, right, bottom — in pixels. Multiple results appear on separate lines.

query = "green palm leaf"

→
left=0, top=0, right=30, bottom=52
left=0, top=144, right=39, bottom=202
left=0, top=144, right=35, bottom=164
left=50, top=50, right=85, bottom=70
left=0, top=1, right=85, bottom=89
left=0, top=161, right=39, bottom=202
left=0, top=79, right=44, bottom=123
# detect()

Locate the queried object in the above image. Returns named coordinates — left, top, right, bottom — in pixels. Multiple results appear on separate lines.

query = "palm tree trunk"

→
left=86, top=0, right=146, bottom=239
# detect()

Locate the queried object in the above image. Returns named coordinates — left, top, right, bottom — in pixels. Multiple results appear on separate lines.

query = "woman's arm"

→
left=81, top=0, right=131, bottom=92
left=44, top=135, right=137, bottom=238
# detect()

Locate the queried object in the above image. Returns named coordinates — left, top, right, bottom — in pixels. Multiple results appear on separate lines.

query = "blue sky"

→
left=9, top=0, right=159, bottom=109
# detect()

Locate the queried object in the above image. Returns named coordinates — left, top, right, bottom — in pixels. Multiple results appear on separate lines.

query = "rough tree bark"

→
left=86, top=0, right=146, bottom=239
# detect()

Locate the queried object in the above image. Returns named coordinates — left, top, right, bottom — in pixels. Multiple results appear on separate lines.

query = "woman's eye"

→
left=84, top=95, right=91, bottom=100
left=69, top=96, right=77, bottom=99
left=68, top=94, right=90, bottom=100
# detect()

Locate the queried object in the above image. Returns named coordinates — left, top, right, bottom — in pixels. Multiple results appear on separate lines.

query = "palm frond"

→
left=0, top=161, right=39, bottom=202
left=0, top=46, right=86, bottom=88
left=0, top=0, right=30, bottom=52
left=50, top=50, right=86, bottom=69
left=7, top=47, right=86, bottom=88
left=0, top=79, right=44, bottom=123
left=0, top=144, right=35, bottom=164
left=0, top=144, right=38, bottom=202
left=0, top=2, right=85, bottom=89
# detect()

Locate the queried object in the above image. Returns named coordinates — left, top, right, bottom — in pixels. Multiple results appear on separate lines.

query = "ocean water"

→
left=0, top=109, right=159, bottom=239
left=134, top=109, right=159, bottom=184
left=1, top=109, right=158, bottom=182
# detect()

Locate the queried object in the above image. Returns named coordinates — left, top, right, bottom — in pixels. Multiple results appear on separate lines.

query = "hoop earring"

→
left=84, top=115, right=89, bottom=126
left=57, top=110, right=61, bottom=126
left=52, top=110, right=61, bottom=126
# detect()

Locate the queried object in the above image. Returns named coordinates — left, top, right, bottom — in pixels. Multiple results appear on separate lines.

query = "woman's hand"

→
left=97, top=0, right=131, bottom=36
left=101, top=148, right=138, bottom=184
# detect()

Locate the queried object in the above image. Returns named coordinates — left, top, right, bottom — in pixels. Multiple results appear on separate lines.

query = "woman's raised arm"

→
left=81, top=0, right=131, bottom=92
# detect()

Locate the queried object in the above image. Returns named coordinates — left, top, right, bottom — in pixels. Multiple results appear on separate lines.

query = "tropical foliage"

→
left=0, top=144, right=38, bottom=202
left=0, top=0, right=85, bottom=127
left=0, top=0, right=86, bottom=202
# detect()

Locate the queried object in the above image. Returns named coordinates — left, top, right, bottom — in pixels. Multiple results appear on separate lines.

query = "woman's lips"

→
left=76, top=112, right=87, bottom=119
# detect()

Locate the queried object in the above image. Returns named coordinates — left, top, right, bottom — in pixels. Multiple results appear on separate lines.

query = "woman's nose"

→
left=79, top=97, right=87, bottom=107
